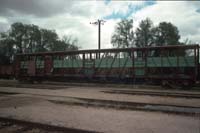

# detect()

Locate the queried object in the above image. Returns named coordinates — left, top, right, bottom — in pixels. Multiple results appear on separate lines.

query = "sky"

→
left=0, top=0, right=200, bottom=50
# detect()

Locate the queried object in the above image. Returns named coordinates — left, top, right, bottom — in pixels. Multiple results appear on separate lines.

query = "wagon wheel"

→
left=161, top=80, right=168, bottom=87
left=161, top=80, right=182, bottom=89
left=170, top=80, right=190, bottom=89
left=181, top=80, right=192, bottom=90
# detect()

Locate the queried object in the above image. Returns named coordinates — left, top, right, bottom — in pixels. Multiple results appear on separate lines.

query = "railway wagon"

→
left=0, top=65, right=14, bottom=79
left=14, top=45, right=199, bottom=86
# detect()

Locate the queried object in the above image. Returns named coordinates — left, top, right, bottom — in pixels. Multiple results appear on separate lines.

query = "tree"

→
left=62, top=35, right=78, bottom=51
left=111, top=19, right=134, bottom=48
left=0, top=22, right=79, bottom=64
left=40, top=29, right=58, bottom=52
left=24, top=24, right=41, bottom=53
left=153, top=22, right=183, bottom=56
left=135, top=18, right=155, bottom=47
left=8, top=22, right=41, bottom=53
left=0, top=32, right=15, bottom=64
left=5, top=22, right=79, bottom=53
left=154, top=22, right=180, bottom=46
left=9, top=22, right=27, bottom=53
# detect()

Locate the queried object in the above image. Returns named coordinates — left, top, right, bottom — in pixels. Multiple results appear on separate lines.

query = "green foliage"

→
left=111, top=18, right=182, bottom=49
left=39, top=29, right=58, bottom=52
left=0, top=22, right=79, bottom=64
left=154, top=22, right=180, bottom=46
left=111, top=19, right=134, bottom=48
left=46, top=35, right=78, bottom=52
left=135, top=18, right=154, bottom=47
left=153, top=22, right=182, bottom=56
left=0, top=32, right=15, bottom=64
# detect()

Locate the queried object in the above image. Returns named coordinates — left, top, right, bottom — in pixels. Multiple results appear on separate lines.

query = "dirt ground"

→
left=0, top=80, right=199, bottom=133
left=0, top=95, right=199, bottom=133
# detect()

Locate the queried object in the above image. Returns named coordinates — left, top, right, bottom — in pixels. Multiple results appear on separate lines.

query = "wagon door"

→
left=84, top=59, right=95, bottom=77
left=28, top=58, right=36, bottom=76
left=45, top=56, right=53, bottom=75
left=83, top=53, right=95, bottom=78
left=134, top=50, right=146, bottom=77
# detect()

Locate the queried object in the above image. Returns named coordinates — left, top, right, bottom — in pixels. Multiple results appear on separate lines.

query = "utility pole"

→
left=90, top=19, right=106, bottom=52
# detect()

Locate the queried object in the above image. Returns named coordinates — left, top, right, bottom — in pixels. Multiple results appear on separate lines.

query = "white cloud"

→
left=133, top=1, right=200, bottom=43
left=22, top=1, right=139, bottom=50
left=0, top=17, right=8, bottom=23
left=0, top=0, right=200, bottom=49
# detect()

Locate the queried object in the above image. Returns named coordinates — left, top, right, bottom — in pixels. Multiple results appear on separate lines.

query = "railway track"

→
left=1, top=79, right=200, bottom=91
left=0, top=117, right=98, bottom=133
left=1, top=90, right=199, bottom=115
left=0, top=80, right=199, bottom=116
left=0, top=89, right=200, bottom=115
left=49, top=97, right=200, bottom=116
left=102, top=90, right=200, bottom=99
left=0, top=80, right=200, bottom=98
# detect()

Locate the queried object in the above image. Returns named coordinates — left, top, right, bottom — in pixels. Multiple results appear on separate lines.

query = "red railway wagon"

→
left=14, top=44, right=200, bottom=86
left=0, top=64, right=14, bottom=79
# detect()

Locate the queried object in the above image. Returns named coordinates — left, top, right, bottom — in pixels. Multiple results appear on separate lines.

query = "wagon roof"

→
left=16, top=44, right=199, bottom=56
